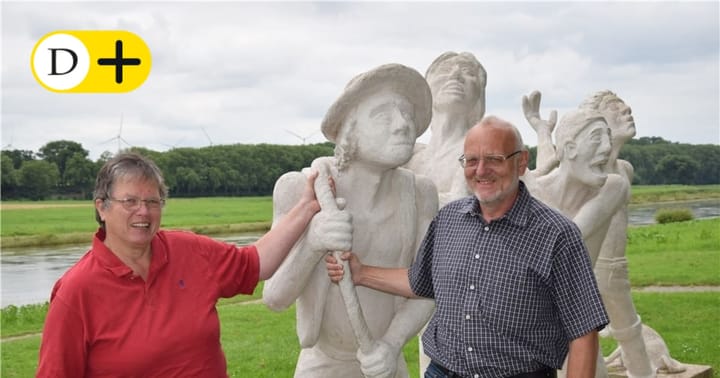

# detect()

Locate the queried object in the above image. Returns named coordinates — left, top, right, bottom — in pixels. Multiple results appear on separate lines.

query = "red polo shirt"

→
left=37, top=228, right=260, bottom=377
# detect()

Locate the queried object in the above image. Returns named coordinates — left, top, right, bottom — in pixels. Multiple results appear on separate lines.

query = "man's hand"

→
left=325, top=251, right=363, bottom=285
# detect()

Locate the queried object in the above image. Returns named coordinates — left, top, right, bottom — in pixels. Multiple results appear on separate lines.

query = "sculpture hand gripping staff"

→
left=312, top=159, right=390, bottom=378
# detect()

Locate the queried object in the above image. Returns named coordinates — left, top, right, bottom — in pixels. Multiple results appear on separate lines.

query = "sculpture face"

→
left=601, top=98, right=636, bottom=146
left=463, top=125, right=523, bottom=206
left=427, top=55, right=483, bottom=113
left=351, top=90, right=417, bottom=167
left=568, top=119, right=613, bottom=188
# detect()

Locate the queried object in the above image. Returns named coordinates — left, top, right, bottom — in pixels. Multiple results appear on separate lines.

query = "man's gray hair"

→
left=477, top=115, right=525, bottom=151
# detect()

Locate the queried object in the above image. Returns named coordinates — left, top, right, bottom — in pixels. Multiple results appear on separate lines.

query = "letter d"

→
left=31, top=32, right=90, bottom=91
left=48, top=48, right=78, bottom=75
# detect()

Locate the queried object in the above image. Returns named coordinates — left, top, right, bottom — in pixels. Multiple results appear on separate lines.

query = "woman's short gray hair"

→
left=93, top=152, right=168, bottom=229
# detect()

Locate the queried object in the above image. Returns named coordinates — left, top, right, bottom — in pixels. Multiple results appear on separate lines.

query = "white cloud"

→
left=2, top=1, right=718, bottom=159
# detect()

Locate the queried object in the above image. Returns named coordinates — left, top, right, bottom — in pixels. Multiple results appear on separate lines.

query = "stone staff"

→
left=311, top=158, right=387, bottom=378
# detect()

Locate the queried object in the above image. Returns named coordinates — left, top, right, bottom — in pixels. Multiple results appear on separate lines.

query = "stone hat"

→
left=321, top=63, right=432, bottom=143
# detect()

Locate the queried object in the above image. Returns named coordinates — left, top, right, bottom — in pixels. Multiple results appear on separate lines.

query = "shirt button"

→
left=474, top=254, right=480, bottom=259
left=467, top=346, right=473, bottom=352
left=465, top=314, right=471, bottom=320
left=484, top=226, right=489, bottom=231
left=469, top=285, right=475, bottom=290
left=474, top=375, right=479, bottom=378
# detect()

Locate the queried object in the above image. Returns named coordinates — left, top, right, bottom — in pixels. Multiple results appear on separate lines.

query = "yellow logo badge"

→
left=31, top=30, right=151, bottom=93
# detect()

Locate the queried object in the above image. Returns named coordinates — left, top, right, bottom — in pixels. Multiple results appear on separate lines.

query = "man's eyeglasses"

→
left=458, top=150, right=522, bottom=168
left=107, top=197, right=166, bottom=211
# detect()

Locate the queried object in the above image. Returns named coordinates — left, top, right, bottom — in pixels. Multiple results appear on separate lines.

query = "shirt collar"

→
left=456, top=181, right=531, bottom=227
left=91, top=228, right=169, bottom=278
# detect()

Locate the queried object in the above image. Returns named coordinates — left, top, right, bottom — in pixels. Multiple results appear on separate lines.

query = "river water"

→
left=1, top=234, right=261, bottom=307
left=2, top=200, right=718, bottom=307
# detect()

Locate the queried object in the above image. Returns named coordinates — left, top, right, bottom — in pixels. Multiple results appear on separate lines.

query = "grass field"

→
left=1, top=184, right=718, bottom=248
left=1, top=217, right=718, bottom=377
left=631, top=184, right=720, bottom=203
left=0, top=197, right=273, bottom=247
left=1, top=185, right=718, bottom=375
left=626, top=219, right=720, bottom=286
left=1, top=292, right=718, bottom=377
left=0, top=196, right=273, bottom=235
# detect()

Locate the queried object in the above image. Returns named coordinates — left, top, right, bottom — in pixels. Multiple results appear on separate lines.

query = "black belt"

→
left=431, top=362, right=461, bottom=377
left=432, top=361, right=556, bottom=378
left=509, top=368, right=556, bottom=378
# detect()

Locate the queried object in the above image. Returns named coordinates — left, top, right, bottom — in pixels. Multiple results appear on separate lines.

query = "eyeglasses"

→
left=458, top=150, right=522, bottom=168
left=107, top=197, right=166, bottom=211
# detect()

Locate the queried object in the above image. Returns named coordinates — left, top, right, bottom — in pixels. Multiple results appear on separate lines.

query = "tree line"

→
left=1, top=137, right=718, bottom=200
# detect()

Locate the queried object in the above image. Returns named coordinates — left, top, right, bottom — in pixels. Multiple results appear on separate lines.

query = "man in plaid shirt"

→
left=327, top=116, right=608, bottom=378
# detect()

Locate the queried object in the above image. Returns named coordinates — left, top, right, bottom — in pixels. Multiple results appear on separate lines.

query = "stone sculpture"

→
left=263, top=63, right=438, bottom=378
left=526, top=107, right=629, bottom=264
left=402, top=51, right=487, bottom=372
left=604, top=324, right=687, bottom=375
left=523, top=106, right=629, bottom=377
left=580, top=90, right=656, bottom=378
left=405, top=51, right=487, bottom=207
left=523, top=90, right=690, bottom=378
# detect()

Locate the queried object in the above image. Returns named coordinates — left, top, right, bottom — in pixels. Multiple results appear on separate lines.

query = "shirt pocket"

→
left=479, top=261, right=549, bottom=337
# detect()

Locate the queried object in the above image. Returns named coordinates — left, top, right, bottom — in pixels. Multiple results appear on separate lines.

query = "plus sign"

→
left=97, top=40, right=141, bottom=84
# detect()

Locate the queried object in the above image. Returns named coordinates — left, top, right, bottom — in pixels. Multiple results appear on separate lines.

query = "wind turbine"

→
left=285, top=129, right=320, bottom=144
left=2, top=125, right=13, bottom=150
left=99, top=114, right=132, bottom=153
left=160, top=137, right=185, bottom=150
left=201, top=127, right=214, bottom=146
left=1, top=142, right=11, bottom=150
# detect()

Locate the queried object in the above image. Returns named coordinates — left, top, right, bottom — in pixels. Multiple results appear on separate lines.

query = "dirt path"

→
left=634, top=285, right=720, bottom=292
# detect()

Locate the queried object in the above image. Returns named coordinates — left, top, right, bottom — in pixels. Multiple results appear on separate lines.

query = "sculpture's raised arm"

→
left=522, top=90, right=559, bottom=176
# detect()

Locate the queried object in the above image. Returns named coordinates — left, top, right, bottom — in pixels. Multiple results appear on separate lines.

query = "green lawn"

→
left=626, top=219, right=720, bottom=286
left=630, top=185, right=720, bottom=204
left=1, top=197, right=273, bottom=248
left=2, top=184, right=718, bottom=247
left=1, top=292, right=716, bottom=378
left=2, top=187, right=718, bottom=375
left=0, top=197, right=273, bottom=236
left=1, top=218, right=718, bottom=377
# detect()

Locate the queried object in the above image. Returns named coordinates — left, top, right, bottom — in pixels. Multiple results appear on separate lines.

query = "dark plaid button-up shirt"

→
left=409, top=182, right=608, bottom=378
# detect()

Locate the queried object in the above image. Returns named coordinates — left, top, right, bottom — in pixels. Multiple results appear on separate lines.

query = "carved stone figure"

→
left=523, top=107, right=630, bottom=378
left=581, top=90, right=656, bottom=378
left=405, top=51, right=487, bottom=207
left=528, top=108, right=628, bottom=265
left=402, top=51, right=487, bottom=372
left=263, top=63, right=438, bottom=378
left=522, top=90, right=691, bottom=378
left=604, top=324, right=686, bottom=375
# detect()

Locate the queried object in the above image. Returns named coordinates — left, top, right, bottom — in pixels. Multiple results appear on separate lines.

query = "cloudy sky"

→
left=2, top=1, right=718, bottom=160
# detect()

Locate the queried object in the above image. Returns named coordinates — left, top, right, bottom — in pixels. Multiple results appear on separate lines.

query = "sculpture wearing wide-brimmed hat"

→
left=321, top=63, right=432, bottom=144
left=265, top=62, right=438, bottom=378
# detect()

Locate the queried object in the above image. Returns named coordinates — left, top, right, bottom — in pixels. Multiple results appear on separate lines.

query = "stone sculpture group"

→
left=264, top=52, right=687, bottom=378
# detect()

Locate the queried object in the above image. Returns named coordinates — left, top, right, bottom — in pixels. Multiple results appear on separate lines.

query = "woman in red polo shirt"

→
left=36, top=152, right=352, bottom=377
